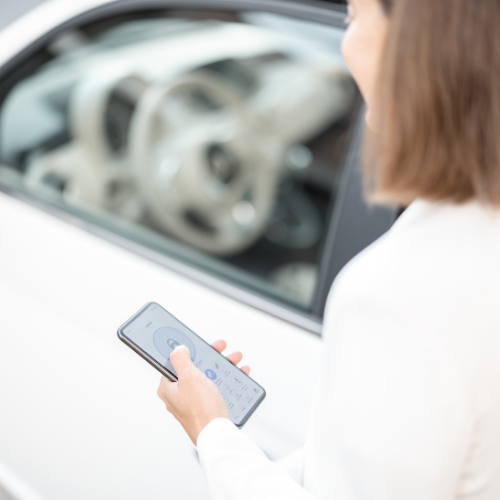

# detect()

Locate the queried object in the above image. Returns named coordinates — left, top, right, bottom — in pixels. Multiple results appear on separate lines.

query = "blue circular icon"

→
left=153, top=327, right=196, bottom=361
left=205, top=369, right=217, bottom=380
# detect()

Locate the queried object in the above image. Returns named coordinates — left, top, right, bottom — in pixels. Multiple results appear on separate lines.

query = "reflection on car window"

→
left=0, top=11, right=362, bottom=314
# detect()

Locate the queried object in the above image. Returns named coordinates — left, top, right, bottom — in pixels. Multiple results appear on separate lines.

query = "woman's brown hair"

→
left=368, top=0, right=500, bottom=206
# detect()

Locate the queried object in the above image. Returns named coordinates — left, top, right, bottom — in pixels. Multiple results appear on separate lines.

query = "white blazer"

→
left=197, top=199, right=500, bottom=500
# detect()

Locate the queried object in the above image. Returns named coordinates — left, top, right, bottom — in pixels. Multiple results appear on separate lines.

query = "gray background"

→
left=0, top=0, right=45, bottom=31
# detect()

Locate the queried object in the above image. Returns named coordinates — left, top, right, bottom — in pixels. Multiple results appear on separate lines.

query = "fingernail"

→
left=173, top=345, right=188, bottom=352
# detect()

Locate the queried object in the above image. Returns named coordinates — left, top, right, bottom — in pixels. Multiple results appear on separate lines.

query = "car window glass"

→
left=0, top=10, right=362, bottom=315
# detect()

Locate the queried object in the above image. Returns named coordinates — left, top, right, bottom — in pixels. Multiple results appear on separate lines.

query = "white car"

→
left=0, top=1, right=396, bottom=499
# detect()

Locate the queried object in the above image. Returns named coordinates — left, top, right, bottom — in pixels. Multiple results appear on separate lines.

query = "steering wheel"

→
left=26, top=68, right=146, bottom=220
left=129, top=72, right=284, bottom=255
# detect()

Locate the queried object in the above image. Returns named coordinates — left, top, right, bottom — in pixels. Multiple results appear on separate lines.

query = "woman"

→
left=157, top=0, right=500, bottom=498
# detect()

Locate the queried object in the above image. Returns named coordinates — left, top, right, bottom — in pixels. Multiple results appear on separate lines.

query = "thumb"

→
left=170, top=345, right=194, bottom=378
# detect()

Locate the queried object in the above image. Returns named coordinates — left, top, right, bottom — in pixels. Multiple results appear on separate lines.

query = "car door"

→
left=0, top=0, right=396, bottom=331
left=0, top=1, right=396, bottom=499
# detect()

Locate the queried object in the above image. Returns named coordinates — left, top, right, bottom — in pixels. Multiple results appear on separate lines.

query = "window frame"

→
left=0, top=0, right=396, bottom=333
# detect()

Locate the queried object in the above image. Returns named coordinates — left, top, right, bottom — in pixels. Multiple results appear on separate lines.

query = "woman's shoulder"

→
left=330, top=199, right=500, bottom=310
left=323, top=199, right=500, bottom=382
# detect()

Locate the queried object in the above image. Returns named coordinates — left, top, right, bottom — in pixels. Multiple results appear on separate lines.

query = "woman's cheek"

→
left=342, top=25, right=371, bottom=104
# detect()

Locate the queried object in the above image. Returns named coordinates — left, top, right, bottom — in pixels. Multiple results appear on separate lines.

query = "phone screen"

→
left=118, top=302, right=265, bottom=427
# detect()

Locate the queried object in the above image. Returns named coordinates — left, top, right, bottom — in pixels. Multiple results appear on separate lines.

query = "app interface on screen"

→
left=124, top=303, right=264, bottom=425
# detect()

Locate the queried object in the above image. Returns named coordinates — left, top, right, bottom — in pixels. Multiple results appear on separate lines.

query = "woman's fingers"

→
left=209, top=341, right=250, bottom=373
left=210, top=341, right=241, bottom=364
left=226, top=351, right=243, bottom=365
left=157, top=376, right=173, bottom=404
left=211, top=339, right=227, bottom=353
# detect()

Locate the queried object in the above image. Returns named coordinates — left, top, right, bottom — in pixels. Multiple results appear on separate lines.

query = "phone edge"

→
left=236, top=388, right=266, bottom=428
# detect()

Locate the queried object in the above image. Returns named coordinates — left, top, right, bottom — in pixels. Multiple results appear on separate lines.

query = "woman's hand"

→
left=157, top=340, right=250, bottom=445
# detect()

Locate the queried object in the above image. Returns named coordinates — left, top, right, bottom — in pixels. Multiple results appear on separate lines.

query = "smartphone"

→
left=117, top=302, right=266, bottom=428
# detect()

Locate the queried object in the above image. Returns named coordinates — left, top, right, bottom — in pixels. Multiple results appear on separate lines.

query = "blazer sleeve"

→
left=197, top=419, right=316, bottom=500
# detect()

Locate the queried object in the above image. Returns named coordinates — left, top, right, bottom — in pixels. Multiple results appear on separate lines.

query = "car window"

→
left=0, top=9, right=362, bottom=319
